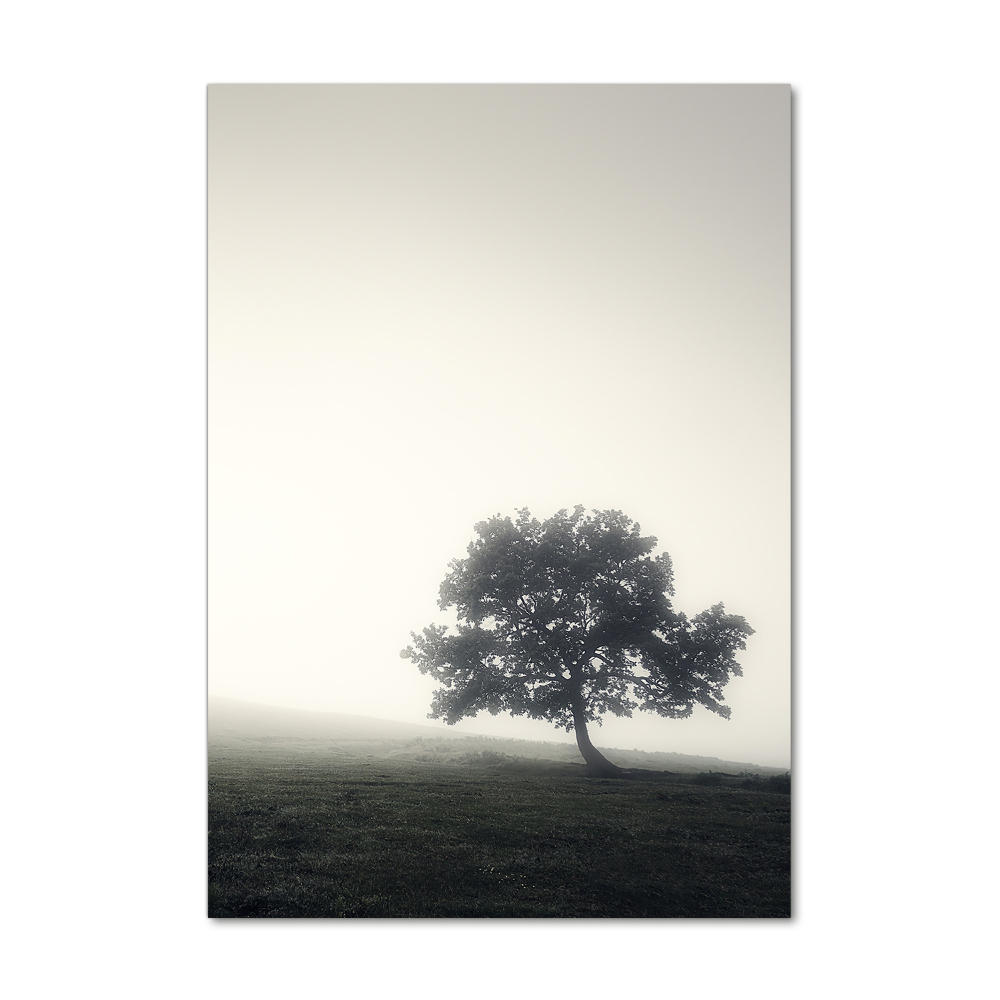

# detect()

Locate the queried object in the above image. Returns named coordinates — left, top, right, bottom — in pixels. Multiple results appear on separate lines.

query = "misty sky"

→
left=208, top=84, right=790, bottom=767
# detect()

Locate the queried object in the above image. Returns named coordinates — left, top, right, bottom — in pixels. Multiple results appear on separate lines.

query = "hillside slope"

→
left=208, top=696, right=787, bottom=774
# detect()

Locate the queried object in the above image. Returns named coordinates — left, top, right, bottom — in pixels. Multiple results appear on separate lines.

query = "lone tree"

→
left=401, top=506, right=754, bottom=778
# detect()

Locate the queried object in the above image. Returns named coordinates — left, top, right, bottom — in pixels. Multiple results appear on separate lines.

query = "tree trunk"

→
left=572, top=703, right=624, bottom=778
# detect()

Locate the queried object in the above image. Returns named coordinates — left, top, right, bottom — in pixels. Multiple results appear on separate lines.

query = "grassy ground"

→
left=208, top=747, right=790, bottom=918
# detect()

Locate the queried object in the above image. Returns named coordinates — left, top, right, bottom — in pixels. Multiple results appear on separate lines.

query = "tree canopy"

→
left=400, top=506, right=754, bottom=777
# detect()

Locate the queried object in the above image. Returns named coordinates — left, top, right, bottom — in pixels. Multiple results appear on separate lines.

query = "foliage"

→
left=401, top=506, right=754, bottom=772
left=739, top=771, right=792, bottom=794
left=690, top=771, right=727, bottom=786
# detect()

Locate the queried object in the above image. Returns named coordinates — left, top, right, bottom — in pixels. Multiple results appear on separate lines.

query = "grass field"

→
left=208, top=746, right=790, bottom=918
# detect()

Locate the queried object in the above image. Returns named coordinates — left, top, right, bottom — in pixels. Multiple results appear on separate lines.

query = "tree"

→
left=400, top=506, right=754, bottom=778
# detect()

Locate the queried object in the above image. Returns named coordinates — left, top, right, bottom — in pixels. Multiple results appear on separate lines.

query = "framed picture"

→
left=208, top=84, right=790, bottom=918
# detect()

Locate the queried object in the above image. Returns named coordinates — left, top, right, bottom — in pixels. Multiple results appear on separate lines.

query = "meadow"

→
left=208, top=739, right=790, bottom=918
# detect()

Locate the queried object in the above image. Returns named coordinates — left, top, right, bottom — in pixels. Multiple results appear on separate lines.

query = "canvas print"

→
left=208, top=84, right=791, bottom=918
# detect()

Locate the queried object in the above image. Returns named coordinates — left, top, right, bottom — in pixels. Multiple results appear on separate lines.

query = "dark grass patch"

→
left=208, top=750, right=790, bottom=918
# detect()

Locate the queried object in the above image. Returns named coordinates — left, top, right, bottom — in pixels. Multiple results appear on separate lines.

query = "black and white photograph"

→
left=208, top=83, right=791, bottom=918
left=4, top=0, right=995, bottom=994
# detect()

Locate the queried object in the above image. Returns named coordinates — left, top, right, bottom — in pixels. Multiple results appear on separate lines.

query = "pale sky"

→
left=208, top=84, right=790, bottom=767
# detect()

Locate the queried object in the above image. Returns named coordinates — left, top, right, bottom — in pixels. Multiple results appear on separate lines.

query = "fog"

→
left=208, top=85, right=790, bottom=768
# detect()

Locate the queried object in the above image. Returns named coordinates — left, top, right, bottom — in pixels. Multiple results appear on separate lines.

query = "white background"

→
left=2, top=2, right=996, bottom=998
